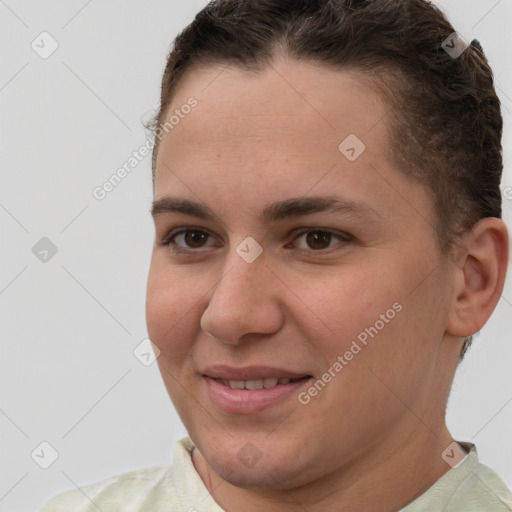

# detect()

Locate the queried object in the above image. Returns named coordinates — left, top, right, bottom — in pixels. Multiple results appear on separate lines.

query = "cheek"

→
left=145, top=261, right=200, bottom=358
left=292, top=258, right=440, bottom=390
left=285, top=263, right=404, bottom=345
left=314, top=267, right=449, bottom=413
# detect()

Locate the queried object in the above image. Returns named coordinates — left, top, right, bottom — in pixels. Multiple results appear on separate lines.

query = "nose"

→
left=199, top=254, right=284, bottom=345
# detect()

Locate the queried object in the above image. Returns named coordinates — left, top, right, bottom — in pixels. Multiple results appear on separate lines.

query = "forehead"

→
left=154, top=59, right=434, bottom=231
left=163, top=60, right=387, bottom=151
left=157, top=61, right=388, bottom=180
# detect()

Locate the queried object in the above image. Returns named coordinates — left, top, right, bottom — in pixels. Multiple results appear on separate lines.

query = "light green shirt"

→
left=40, top=438, right=512, bottom=511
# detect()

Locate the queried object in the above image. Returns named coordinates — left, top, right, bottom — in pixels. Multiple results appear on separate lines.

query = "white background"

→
left=0, top=1, right=511, bottom=510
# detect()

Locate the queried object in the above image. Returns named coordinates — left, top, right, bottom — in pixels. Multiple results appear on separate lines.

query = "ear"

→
left=446, top=217, right=509, bottom=338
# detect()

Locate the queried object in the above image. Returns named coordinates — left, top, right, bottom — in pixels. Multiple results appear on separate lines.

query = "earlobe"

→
left=446, top=217, right=509, bottom=338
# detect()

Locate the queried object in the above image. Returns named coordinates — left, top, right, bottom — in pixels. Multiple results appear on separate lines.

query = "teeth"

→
left=228, top=380, right=245, bottom=389
left=225, top=377, right=299, bottom=389
left=263, top=377, right=279, bottom=388
left=245, top=379, right=264, bottom=390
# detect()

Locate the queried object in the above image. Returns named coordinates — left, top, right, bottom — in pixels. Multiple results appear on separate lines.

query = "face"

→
left=146, top=59, right=456, bottom=490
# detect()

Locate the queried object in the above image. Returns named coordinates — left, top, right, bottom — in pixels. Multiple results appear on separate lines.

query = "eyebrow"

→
left=150, top=196, right=381, bottom=224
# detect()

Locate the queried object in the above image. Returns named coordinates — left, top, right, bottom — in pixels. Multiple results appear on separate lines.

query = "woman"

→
left=42, top=0, right=512, bottom=510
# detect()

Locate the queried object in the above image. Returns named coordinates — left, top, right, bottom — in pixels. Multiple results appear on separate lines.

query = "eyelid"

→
left=290, top=226, right=353, bottom=241
left=159, top=226, right=218, bottom=249
left=160, top=226, right=354, bottom=254
left=289, top=227, right=353, bottom=253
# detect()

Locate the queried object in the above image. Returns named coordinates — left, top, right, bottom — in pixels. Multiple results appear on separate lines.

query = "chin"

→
left=197, top=434, right=316, bottom=491
left=213, top=452, right=304, bottom=490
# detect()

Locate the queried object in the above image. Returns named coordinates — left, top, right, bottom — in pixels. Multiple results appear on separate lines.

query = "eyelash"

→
left=158, top=227, right=353, bottom=255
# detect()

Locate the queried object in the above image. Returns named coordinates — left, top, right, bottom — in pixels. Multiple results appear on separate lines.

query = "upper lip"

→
left=202, top=365, right=311, bottom=381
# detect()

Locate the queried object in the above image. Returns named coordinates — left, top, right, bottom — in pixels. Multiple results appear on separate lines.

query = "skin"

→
left=145, top=56, right=508, bottom=512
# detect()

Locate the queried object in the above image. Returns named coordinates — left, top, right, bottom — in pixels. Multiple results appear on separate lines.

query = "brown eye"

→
left=160, top=228, right=216, bottom=253
left=305, top=231, right=332, bottom=250
left=293, top=229, right=352, bottom=252
left=183, top=230, right=210, bottom=248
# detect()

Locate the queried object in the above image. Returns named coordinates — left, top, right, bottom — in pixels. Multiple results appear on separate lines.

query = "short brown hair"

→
left=146, top=0, right=504, bottom=359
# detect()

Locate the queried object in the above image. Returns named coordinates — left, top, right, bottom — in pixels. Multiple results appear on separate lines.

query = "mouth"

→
left=201, top=366, right=314, bottom=414
left=211, top=376, right=311, bottom=390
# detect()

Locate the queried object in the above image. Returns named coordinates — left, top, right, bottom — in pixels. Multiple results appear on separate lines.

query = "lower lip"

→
left=204, top=376, right=312, bottom=414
